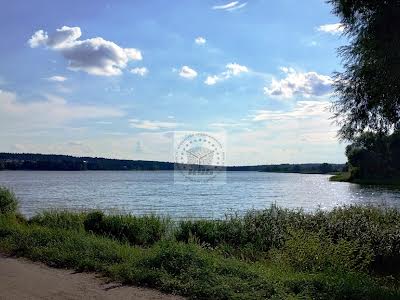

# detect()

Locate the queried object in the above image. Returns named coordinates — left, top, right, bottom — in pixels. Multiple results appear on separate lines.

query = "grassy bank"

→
left=1, top=187, right=400, bottom=299
left=329, top=172, right=352, bottom=182
left=330, top=172, right=400, bottom=186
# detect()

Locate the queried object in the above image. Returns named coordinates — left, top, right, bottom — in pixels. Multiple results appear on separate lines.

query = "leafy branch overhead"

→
left=330, top=0, right=400, bottom=140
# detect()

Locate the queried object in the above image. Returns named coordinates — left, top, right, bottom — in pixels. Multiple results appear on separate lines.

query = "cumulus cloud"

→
left=263, top=67, right=333, bottom=99
left=28, top=30, right=48, bottom=48
left=28, top=26, right=142, bottom=76
left=179, top=66, right=197, bottom=79
left=130, top=67, right=148, bottom=76
left=46, top=75, right=67, bottom=82
left=317, top=23, right=344, bottom=34
left=204, top=75, right=219, bottom=85
left=212, top=1, right=247, bottom=11
left=226, top=63, right=249, bottom=75
left=129, top=119, right=182, bottom=130
left=195, top=37, right=206, bottom=45
left=204, top=62, right=249, bottom=85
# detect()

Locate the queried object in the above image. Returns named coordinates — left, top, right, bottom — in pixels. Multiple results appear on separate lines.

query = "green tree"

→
left=329, top=0, right=400, bottom=140
left=319, top=163, right=333, bottom=174
left=344, top=131, right=400, bottom=179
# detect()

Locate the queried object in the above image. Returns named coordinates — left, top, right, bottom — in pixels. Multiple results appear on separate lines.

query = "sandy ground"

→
left=0, top=254, right=184, bottom=300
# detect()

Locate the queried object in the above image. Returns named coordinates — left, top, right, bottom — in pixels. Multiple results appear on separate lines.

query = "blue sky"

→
left=0, top=0, right=347, bottom=165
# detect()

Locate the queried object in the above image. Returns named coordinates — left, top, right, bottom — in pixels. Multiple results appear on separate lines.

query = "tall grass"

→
left=29, top=210, right=171, bottom=247
left=24, top=202, right=400, bottom=274
left=84, top=211, right=171, bottom=246
left=1, top=186, right=400, bottom=299
left=0, top=215, right=398, bottom=299
left=176, top=205, right=400, bottom=274
left=0, top=187, right=18, bottom=215
left=30, top=211, right=86, bottom=231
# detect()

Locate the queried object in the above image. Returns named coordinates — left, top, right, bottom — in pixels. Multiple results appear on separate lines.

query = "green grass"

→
left=0, top=187, right=18, bottom=215
left=330, top=172, right=352, bottom=182
left=1, top=187, right=400, bottom=299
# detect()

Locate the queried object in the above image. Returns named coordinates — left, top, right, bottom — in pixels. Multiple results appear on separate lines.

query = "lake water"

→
left=1, top=171, right=400, bottom=219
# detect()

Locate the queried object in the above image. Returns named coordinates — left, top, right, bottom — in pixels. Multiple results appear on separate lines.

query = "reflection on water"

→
left=1, top=171, right=399, bottom=219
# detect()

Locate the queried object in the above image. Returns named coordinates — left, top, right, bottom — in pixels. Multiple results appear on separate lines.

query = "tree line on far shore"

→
left=0, top=152, right=344, bottom=174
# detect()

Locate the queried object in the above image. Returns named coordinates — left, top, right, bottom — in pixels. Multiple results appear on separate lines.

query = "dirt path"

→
left=0, top=254, right=184, bottom=300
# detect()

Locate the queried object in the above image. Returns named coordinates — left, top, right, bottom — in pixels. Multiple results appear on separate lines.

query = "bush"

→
left=30, top=211, right=85, bottom=231
left=176, top=205, right=301, bottom=251
left=271, top=230, right=374, bottom=273
left=0, top=218, right=396, bottom=299
left=0, top=187, right=18, bottom=215
left=83, top=211, right=104, bottom=233
left=175, top=205, right=400, bottom=275
left=84, top=211, right=170, bottom=246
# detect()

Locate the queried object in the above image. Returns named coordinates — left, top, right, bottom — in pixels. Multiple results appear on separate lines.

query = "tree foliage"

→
left=345, top=130, right=400, bottom=179
left=329, top=0, right=400, bottom=140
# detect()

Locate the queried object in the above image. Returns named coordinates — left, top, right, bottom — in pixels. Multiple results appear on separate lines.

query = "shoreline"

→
left=330, top=172, right=400, bottom=186
left=1, top=187, right=400, bottom=299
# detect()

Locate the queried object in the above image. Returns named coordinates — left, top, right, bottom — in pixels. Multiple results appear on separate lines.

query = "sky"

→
left=0, top=0, right=347, bottom=165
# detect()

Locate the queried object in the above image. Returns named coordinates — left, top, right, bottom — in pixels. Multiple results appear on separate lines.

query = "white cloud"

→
left=226, top=63, right=249, bottom=75
left=264, top=67, right=333, bottom=99
left=28, top=30, right=48, bottom=48
left=130, top=67, right=148, bottom=76
left=212, top=1, right=247, bottom=11
left=195, top=36, right=206, bottom=45
left=179, top=66, right=197, bottom=79
left=213, top=1, right=238, bottom=9
left=28, top=26, right=142, bottom=76
left=46, top=75, right=67, bottom=82
left=210, top=122, right=245, bottom=128
left=253, top=100, right=331, bottom=121
left=226, top=2, right=247, bottom=11
left=0, top=90, right=124, bottom=132
left=129, top=119, right=182, bottom=130
left=221, top=100, right=342, bottom=164
left=316, top=23, right=344, bottom=35
left=204, top=75, right=219, bottom=85
left=204, top=63, right=249, bottom=85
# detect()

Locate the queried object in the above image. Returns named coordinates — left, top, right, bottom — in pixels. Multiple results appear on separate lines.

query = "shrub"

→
left=83, top=211, right=104, bottom=233
left=0, top=187, right=18, bottom=215
left=271, top=230, right=374, bottom=273
left=84, top=211, right=170, bottom=246
left=1, top=207, right=399, bottom=299
left=176, top=205, right=308, bottom=252
left=30, top=211, right=85, bottom=231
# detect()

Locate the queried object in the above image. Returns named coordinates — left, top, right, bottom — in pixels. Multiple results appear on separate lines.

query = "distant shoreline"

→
left=0, top=152, right=345, bottom=174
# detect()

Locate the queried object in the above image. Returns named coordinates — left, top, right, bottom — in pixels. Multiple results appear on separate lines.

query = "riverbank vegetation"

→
left=330, top=131, right=400, bottom=185
left=1, top=187, right=399, bottom=299
left=329, top=0, right=400, bottom=185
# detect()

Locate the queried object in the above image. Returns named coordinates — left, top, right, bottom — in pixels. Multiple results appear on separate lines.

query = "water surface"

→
left=1, top=171, right=399, bottom=219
